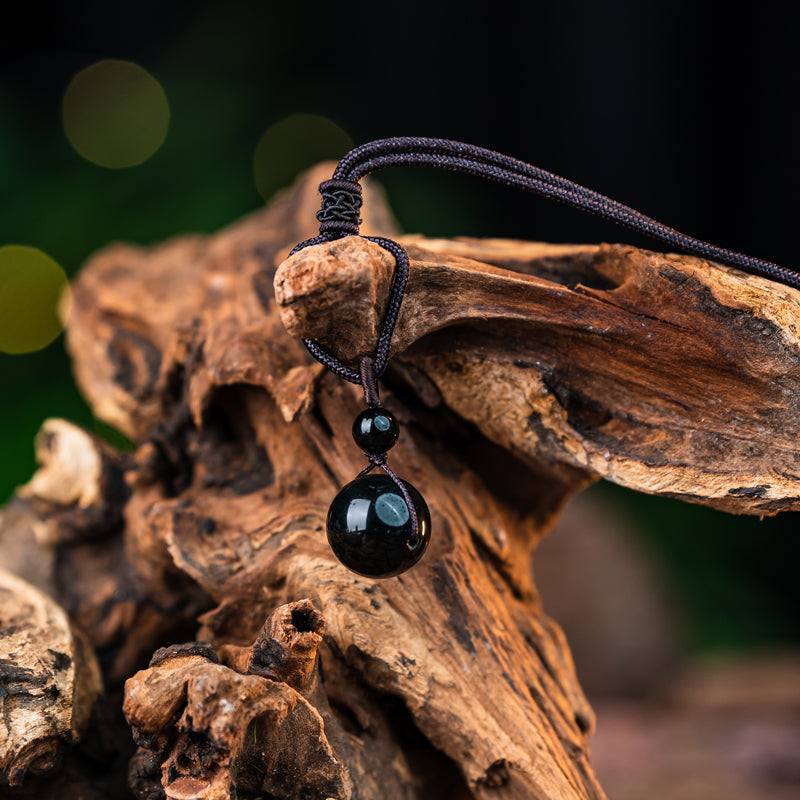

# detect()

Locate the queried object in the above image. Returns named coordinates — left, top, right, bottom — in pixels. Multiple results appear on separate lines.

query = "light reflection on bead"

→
left=327, top=473, right=430, bottom=578
left=352, top=407, right=399, bottom=454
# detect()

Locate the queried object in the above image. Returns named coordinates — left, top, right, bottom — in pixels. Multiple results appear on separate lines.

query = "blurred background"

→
left=1, top=2, right=799, bottom=796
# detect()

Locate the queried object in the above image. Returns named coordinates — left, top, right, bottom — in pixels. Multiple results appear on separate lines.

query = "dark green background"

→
left=1, top=1, right=798, bottom=651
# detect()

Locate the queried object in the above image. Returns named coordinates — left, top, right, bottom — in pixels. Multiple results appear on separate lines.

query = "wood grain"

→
left=277, top=234, right=800, bottom=514
left=3, top=161, right=798, bottom=798
left=0, top=569, right=102, bottom=787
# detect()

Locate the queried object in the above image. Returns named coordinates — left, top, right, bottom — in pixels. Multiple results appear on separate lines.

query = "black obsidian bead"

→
left=327, top=473, right=431, bottom=578
left=352, top=407, right=399, bottom=454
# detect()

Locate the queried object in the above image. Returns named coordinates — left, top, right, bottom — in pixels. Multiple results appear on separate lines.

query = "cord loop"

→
left=355, top=453, right=420, bottom=541
left=290, top=137, right=800, bottom=388
left=359, top=357, right=381, bottom=407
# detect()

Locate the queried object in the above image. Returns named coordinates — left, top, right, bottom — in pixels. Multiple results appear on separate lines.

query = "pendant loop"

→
left=359, top=356, right=380, bottom=407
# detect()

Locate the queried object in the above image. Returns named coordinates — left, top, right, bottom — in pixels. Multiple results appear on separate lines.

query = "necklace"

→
left=289, top=137, right=796, bottom=578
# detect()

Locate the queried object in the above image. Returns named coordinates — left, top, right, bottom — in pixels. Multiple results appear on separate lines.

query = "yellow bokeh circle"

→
left=253, top=114, right=353, bottom=201
left=63, top=60, right=169, bottom=168
left=0, top=246, right=71, bottom=354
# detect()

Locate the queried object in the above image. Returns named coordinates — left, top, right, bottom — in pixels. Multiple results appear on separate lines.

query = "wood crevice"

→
left=3, top=163, right=799, bottom=798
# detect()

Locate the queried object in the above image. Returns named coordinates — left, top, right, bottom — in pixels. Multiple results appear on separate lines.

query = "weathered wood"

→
left=0, top=569, right=102, bottom=787
left=2, top=161, right=798, bottom=798
left=276, top=235, right=800, bottom=514
left=3, top=418, right=210, bottom=686
left=56, top=164, right=603, bottom=798
left=123, top=600, right=351, bottom=800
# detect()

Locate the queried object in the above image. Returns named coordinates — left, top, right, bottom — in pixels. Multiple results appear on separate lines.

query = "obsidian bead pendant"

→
left=352, top=407, right=399, bottom=454
left=327, top=473, right=431, bottom=578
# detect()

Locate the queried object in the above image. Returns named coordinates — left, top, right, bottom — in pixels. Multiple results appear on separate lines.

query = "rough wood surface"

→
left=1, top=162, right=798, bottom=799
left=0, top=568, right=102, bottom=787
left=123, top=600, right=348, bottom=800
left=276, top=235, right=800, bottom=514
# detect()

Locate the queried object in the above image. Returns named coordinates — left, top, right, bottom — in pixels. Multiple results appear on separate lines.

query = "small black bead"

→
left=327, top=473, right=431, bottom=578
left=352, top=407, right=399, bottom=454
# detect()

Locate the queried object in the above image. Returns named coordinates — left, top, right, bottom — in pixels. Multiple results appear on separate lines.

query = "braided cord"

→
left=356, top=452, right=420, bottom=543
left=291, top=137, right=798, bottom=383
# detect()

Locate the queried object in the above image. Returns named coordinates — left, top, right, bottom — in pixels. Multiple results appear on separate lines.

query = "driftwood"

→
left=1, top=162, right=799, bottom=799
left=0, top=568, right=102, bottom=786
left=276, top=235, right=800, bottom=514
left=123, top=599, right=347, bottom=800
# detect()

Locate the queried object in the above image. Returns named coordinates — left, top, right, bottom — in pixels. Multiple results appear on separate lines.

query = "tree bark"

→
left=2, top=162, right=798, bottom=799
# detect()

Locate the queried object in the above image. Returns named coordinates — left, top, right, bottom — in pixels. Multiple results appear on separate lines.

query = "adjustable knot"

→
left=367, top=451, right=388, bottom=467
left=356, top=449, right=388, bottom=478
left=316, top=178, right=363, bottom=238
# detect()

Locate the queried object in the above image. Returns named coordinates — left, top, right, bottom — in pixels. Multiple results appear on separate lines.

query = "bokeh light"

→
left=253, top=114, right=353, bottom=201
left=0, top=246, right=71, bottom=354
left=63, top=60, right=170, bottom=168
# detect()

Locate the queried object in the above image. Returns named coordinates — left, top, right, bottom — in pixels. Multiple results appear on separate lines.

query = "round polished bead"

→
left=352, top=407, right=399, bottom=454
left=327, top=473, right=431, bottom=578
